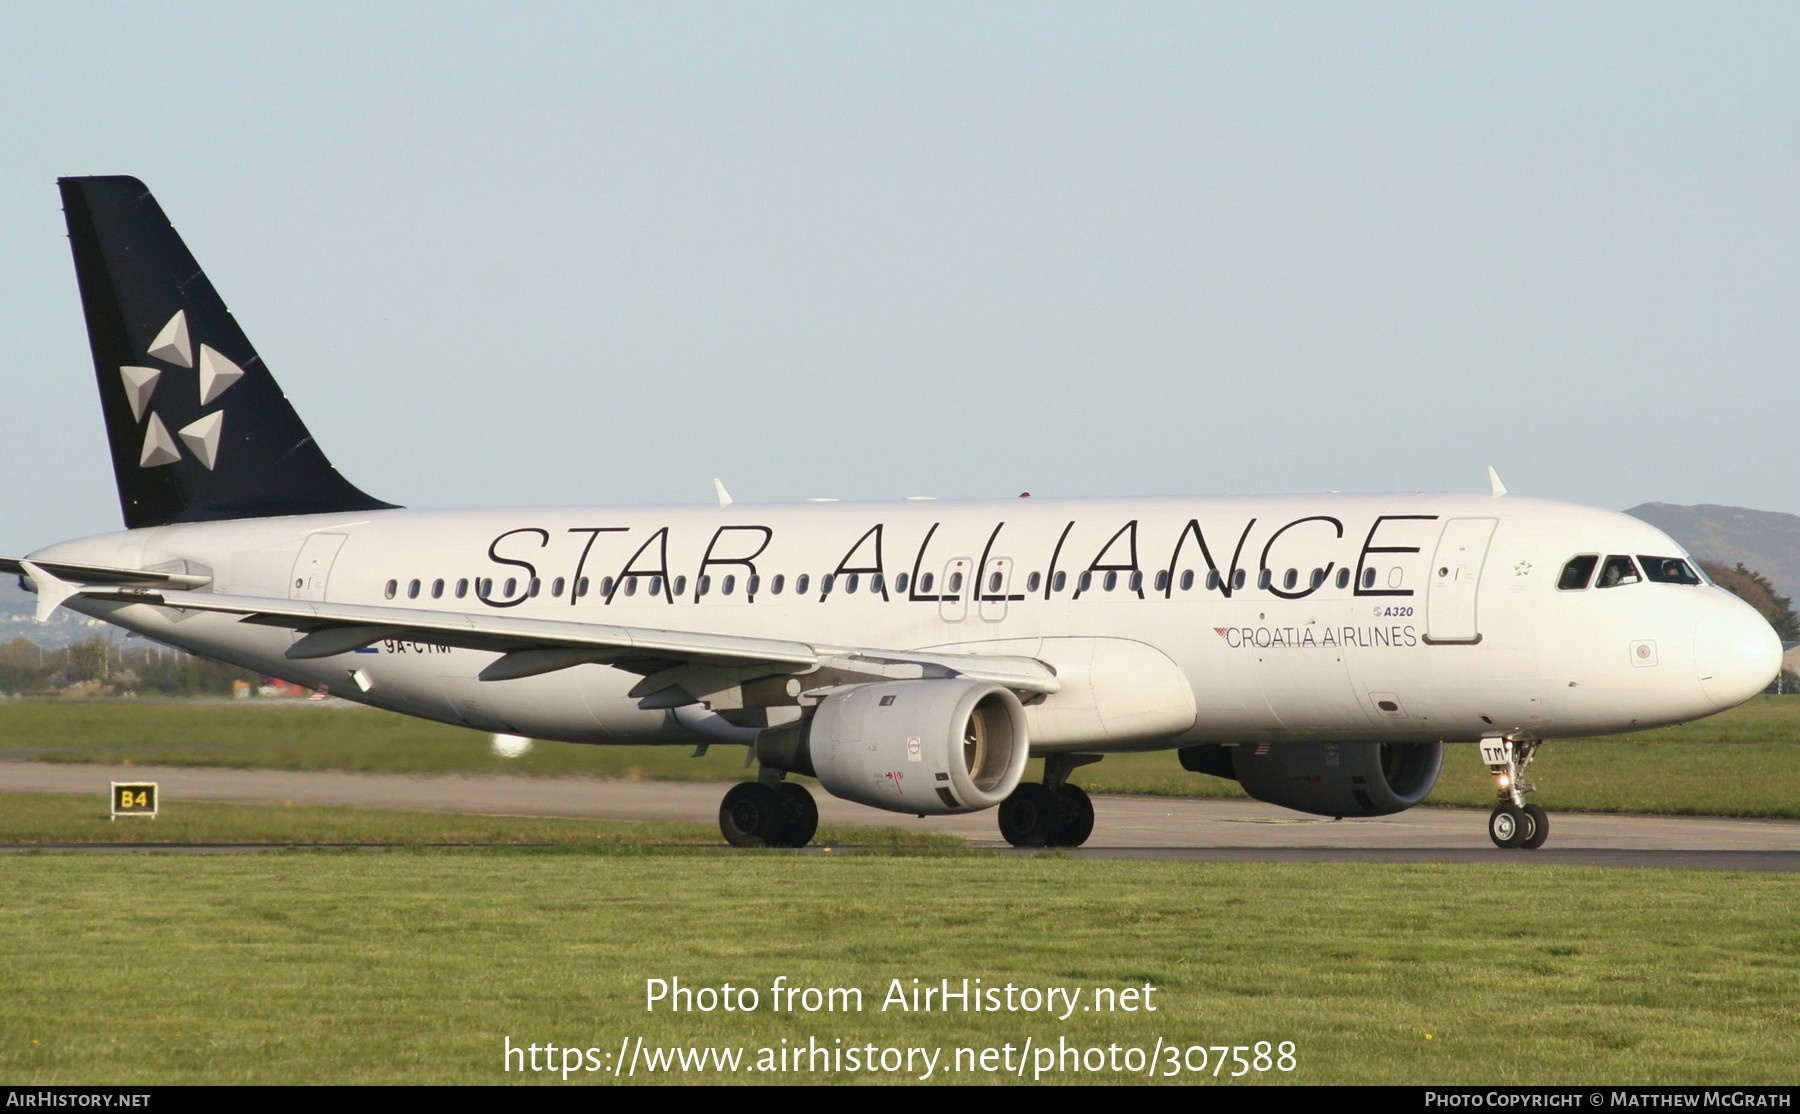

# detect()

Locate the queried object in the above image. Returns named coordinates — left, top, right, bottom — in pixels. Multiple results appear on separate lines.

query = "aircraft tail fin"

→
left=58, top=176, right=395, bottom=528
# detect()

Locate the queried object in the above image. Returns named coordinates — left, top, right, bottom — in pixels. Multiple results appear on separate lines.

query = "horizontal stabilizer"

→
left=0, top=556, right=212, bottom=590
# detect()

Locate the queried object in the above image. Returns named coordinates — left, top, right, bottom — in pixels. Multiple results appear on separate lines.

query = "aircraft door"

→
left=289, top=533, right=347, bottom=601
left=978, top=557, right=1013, bottom=622
left=938, top=558, right=972, bottom=623
left=1424, top=518, right=1496, bottom=644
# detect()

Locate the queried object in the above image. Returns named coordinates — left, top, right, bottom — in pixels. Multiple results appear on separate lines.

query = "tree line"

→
left=0, top=636, right=261, bottom=698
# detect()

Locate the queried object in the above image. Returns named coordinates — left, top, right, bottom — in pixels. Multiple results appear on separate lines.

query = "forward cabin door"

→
left=1424, top=518, right=1496, bottom=644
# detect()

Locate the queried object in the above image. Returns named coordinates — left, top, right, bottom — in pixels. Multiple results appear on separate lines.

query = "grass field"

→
left=0, top=793, right=956, bottom=848
left=1, top=851, right=1794, bottom=1085
left=5, top=701, right=1795, bottom=1087
left=9, top=696, right=1800, bottom=818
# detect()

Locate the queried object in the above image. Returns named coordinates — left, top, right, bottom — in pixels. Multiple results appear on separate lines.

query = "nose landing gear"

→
left=1480, top=738, right=1548, bottom=849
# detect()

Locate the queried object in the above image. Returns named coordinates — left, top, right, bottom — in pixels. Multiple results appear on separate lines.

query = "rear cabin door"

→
left=289, top=533, right=347, bottom=601
left=1424, top=518, right=1496, bottom=644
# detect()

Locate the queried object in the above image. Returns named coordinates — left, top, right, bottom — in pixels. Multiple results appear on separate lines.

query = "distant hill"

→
left=1626, top=503, right=1800, bottom=603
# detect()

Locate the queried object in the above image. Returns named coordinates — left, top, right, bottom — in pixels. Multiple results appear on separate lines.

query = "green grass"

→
left=10, top=696, right=1800, bottom=818
left=1, top=852, right=1794, bottom=1084
left=8, top=700, right=751, bottom=779
left=0, top=793, right=956, bottom=848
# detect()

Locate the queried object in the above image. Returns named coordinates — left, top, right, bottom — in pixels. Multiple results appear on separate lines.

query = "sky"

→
left=3, top=2, right=1797, bottom=554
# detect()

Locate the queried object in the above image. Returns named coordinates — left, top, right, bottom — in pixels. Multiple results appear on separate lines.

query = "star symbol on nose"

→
left=1514, top=561, right=1532, bottom=576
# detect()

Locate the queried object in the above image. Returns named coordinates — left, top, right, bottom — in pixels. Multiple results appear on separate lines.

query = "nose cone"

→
left=1695, top=600, right=1783, bottom=710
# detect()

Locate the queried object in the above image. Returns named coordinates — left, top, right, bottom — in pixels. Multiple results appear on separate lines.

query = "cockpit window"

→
left=1595, top=555, right=1641, bottom=588
left=1557, top=555, right=1598, bottom=591
left=1640, top=556, right=1702, bottom=585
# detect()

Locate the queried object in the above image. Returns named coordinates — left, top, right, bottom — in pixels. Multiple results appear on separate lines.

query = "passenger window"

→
left=573, top=577, right=587, bottom=598
left=528, top=578, right=541, bottom=598
left=1257, top=569, right=1271, bottom=590
left=504, top=578, right=518, bottom=598
left=1596, top=555, right=1641, bottom=588
left=384, top=579, right=397, bottom=600
left=551, top=577, right=564, bottom=598
left=724, top=575, right=737, bottom=596
left=599, top=577, right=613, bottom=598
left=648, top=576, right=661, bottom=596
left=1640, top=556, right=1702, bottom=585
left=623, top=578, right=637, bottom=597
left=918, top=572, right=933, bottom=594
left=479, top=578, right=493, bottom=598
left=1335, top=568, right=1349, bottom=590
left=796, top=574, right=810, bottom=595
left=822, top=574, right=836, bottom=595
left=432, top=579, right=445, bottom=599
left=1181, top=570, right=1195, bottom=592
left=673, top=576, right=687, bottom=596
left=1078, top=572, right=1092, bottom=592
left=1104, top=571, right=1118, bottom=592
left=894, top=573, right=909, bottom=594
left=946, top=572, right=961, bottom=594
left=1361, top=568, right=1376, bottom=590
left=1205, top=570, right=1219, bottom=592
left=1282, top=569, right=1297, bottom=590
left=698, top=576, right=711, bottom=597
left=1558, top=555, right=1598, bottom=591
left=1232, top=570, right=1246, bottom=591
left=1154, top=571, right=1169, bottom=592
left=771, top=574, right=785, bottom=595
left=843, top=574, right=856, bottom=594
left=1026, top=572, right=1041, bottom=593
left=988, top=571, right=1002, bottom=593
left=1129, top=571, right=1143, bottom=592
left=407, top=579, right=421, bottom=600
left=870, top=574, right=882, bottom=594
left=747, top=575, right=760, bottom=596
left=1310, top=568, right=1325, bottom=589
left=456, top=578, right=469, bottom=599
left=1052, top=572, right=1066, bottom=593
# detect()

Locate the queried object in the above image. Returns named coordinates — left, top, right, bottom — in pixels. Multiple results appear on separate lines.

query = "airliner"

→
left=5, top=177, right=1782, bottom=850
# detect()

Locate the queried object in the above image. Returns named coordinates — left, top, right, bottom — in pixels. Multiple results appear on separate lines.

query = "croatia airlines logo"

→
left=118, top=309, right=242, bottom=470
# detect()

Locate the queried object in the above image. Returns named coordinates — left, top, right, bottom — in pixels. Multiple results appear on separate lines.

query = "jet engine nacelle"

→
left=1179, top=741, right=1443, bottom=817
left=756, top=679, right=1030, bottom=815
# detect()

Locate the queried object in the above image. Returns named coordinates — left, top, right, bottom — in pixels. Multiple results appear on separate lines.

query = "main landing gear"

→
left=1481, top=737, right=1548, bottom=850
left=719, top=771, right=818, bottom=848
left=998, top=754, right=1100, bottom=848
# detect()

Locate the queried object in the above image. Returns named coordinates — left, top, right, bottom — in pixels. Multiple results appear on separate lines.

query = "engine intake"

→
left=1179, top=741, right=1442, bottom=817
left=757, top=679, right=1030, bottom=815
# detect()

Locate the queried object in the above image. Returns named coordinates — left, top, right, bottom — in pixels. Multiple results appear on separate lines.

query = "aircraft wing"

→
left=48, top=580, right=1061, bottom=706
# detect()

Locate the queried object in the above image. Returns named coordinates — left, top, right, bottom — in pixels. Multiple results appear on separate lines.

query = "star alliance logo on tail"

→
left=118, top=309, right=242, bottom=470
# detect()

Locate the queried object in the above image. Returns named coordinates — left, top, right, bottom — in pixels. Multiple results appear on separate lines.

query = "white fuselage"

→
left=36, top=491, right=1781, bottom=752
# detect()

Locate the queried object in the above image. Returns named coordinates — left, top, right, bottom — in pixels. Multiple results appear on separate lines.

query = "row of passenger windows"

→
left=380, top=564, right=1398, bottom=602
left=1557, top=554, right=1701, bottom=591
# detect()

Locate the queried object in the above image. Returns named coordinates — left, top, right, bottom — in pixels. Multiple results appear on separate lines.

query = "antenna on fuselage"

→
left=1487, top=466, right=1508, bottom=497
left=713, top=478, right=733, bottom=508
